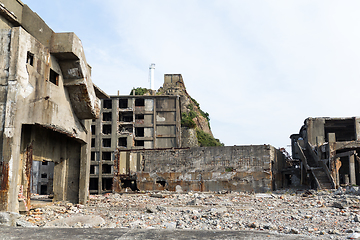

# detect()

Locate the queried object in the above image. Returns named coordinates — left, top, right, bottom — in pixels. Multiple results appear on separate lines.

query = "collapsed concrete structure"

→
left=114, top=145, right=285, bottom=193
left=291, top=117, right=360, bottom=190
left=0, top=0, right=106, bottom=212
left=90, top=95, right=181, bottom=194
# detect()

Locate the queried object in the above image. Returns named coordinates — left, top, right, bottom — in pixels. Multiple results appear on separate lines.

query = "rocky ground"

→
left=4, top=187, right=360, bottom=239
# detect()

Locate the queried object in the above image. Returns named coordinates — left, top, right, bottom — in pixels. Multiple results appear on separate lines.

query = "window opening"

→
left=119, top=125, right=133, bottom=134
left=49, top=69, right=59, bottom=85
left=91, top=125, right=95, bottom=135
left=135, top=127, right=144, bottom=137
left=102, top=178, right=113, bottom=191
left=42, top=161, right=48, bottom=165
left=118, top=137, right=127, bottom=147
left=91, top=152, right=96, bottom=161
left=41, top=173, right=47, bottom=179
left=135, top=98, right=145, bottom=106
left=103, top=112, right=112, bottom=121
left=102, top=164, right=112, bottom=174
left=119, top=99, right=128, bottom=109
left=89, top=178, right=98, bottom=190
left=135, top=140, right=144, bottom=147
left=103, top=100, right=112, bottom=109
left=102, top=139, right=111, bottom=148
left=26, top=51, right=34, bottom=66
left=91, top=138, right=95, bottom=148
left=102, top=124, right=112, bottom=134
left=135, top=114, right=144, bottom=124
left=102, top=152, right=112, bottom=161
left=119, top=112, right=133, bottom=122
left=90, top=165, right=98, bottom=174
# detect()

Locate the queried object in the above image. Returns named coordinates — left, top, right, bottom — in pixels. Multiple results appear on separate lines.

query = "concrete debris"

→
left=0, top=188, right=359, bottom=239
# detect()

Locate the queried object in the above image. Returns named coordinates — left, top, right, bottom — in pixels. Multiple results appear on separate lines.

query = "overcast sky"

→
left=24, top=0, right=360, bottom=150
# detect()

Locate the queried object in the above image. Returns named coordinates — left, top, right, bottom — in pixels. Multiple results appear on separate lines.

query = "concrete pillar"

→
left=349, top=154, right=356, bottom=186
left=79, top=120, right=91, bottom=205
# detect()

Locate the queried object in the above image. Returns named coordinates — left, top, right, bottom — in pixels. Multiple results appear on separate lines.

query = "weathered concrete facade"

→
left=114, top=145, right=285, bottom=193
left=0, top=0, right=102, bottom=212
left=90, top=95, right=181, bottom=194
left=291, top=117, right=360, bottom=190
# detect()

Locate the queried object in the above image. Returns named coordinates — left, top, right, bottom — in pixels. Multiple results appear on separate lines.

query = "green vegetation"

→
left=196, top=129, right=224, bottom=147
left=190, top=97, right=210, bottom=124
left=130, top=87, right=149, bottom=95
left=181, top=112, right=197, bottom=128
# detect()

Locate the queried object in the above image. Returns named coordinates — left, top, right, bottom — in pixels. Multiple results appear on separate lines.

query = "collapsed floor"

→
left=4, top=187, right=360, bottom=239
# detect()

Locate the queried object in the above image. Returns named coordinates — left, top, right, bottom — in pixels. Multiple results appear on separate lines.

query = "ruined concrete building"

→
left=291, top=117, right=360, bottom=190
left=90, top=95, right=181, bottom=194
left=113, top=145, right=285, bottom=193
left=0, top=0, right=106, bottom=212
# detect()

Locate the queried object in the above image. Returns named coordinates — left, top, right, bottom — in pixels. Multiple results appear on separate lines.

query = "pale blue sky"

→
left=24, top=0, right=360, bottom=150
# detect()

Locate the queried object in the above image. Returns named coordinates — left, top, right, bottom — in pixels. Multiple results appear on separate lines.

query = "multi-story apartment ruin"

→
left=291, top=117, right=360, bottom=190
left=90, top=95, right=181, bottom=194
left=0, top=0, right=106, bottom=212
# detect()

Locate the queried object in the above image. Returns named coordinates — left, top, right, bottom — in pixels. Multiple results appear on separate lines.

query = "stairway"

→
left=311, top=167, right=333, bottom=189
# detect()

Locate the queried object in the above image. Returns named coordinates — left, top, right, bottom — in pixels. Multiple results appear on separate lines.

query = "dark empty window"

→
left=135, top=127, right=144, bottom=137
left=118, top=137, right=127, bottom=147
left=90, top=165, right=96, bottom=174
left=135, top=114, right=144, bottom=120
left=102, top=178, right=113, bottom=191
left=91, top=152, right=96, bottom=161
left=102, top=152, right=112, bottom=161
left=91, top=138, right=95, bottom=148
left=119, top=125, right=133, bottom=134
left=103, top=112, right=112, bottom=121
left=91, top=125, right=95, bottom=135
left=26, top=51, right=34, bottom=66
left=119, top=112, right=133, bottom=122
left=49, top=69, right=59, bottom=85
left=102, top=164, right=112, bottom=174
left=41, top=173, right=47, bottom=179
left=135, top=140, right=144, bottom=147
left=102, top=124, right=112, bottom=134
left=89, top=178, right=98, bottom=191
left=119, top=99, right=128, bottom=108
left=42, top=161, right=48, bottom=165
left=135, top=98, right=145, bottom=106
left=102, top=138, right=111, bottom=147
left=103, top=100, right=112, bottom=109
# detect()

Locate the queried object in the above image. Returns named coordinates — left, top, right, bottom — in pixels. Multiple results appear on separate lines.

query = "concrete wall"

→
left=115, top=145, right=284, bottom=193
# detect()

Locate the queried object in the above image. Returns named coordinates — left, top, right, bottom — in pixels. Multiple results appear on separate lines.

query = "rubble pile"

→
left=10, top=187, right=360, bottom=238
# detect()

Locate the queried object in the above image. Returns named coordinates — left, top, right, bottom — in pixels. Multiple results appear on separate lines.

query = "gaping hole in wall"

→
left=91, top=125, right=95, bottom=135
left=135, top=98, right=145, bottom=107
left=40, top=185, right=48, bottom=195
left=135, top=140, right=144, bottom=147
left=119, top=112, right=133, bottom=122
left=135, top=127, right=145, bottom=137
left=26, top=51, right=34, bottom=66
left=103, top=99, right=112, bottom=109
left=89, top=178, right=98, bottom=190
left=102, top=164, right=112, bottom=174
left=91, top=152, right=96, bottom=161
left=102, top=178, right=113, bottom=192
left=119, top=124, right=133, bottom=134
left=285, top=174, right=292, bottom=186
left=119, top=99, right=128, bottom=108
left=102, top=124, right=112, bottom=134
left=103, top=112, right=112, bottom=121
left=102, top=152, right=112, bottom=161
left=91, top=138, right=95, bottom=148
left=49, top=69, right=59, bottom=86
left=31, top=160, right=55, bottom=196
left=118, top=137, right=127, bottom=147
left=121, top=179, right=138, bottom=191
left=135, top=114, right=145, bottom=124
left=156, top=180, right=167, bottom=187
left=325, top=119, right=356, bottom=142
left=102, top=139, right=111, bottom=148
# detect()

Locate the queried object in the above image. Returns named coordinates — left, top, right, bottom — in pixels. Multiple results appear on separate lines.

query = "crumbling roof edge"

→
left=93, top=84, right=109, bottom=99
